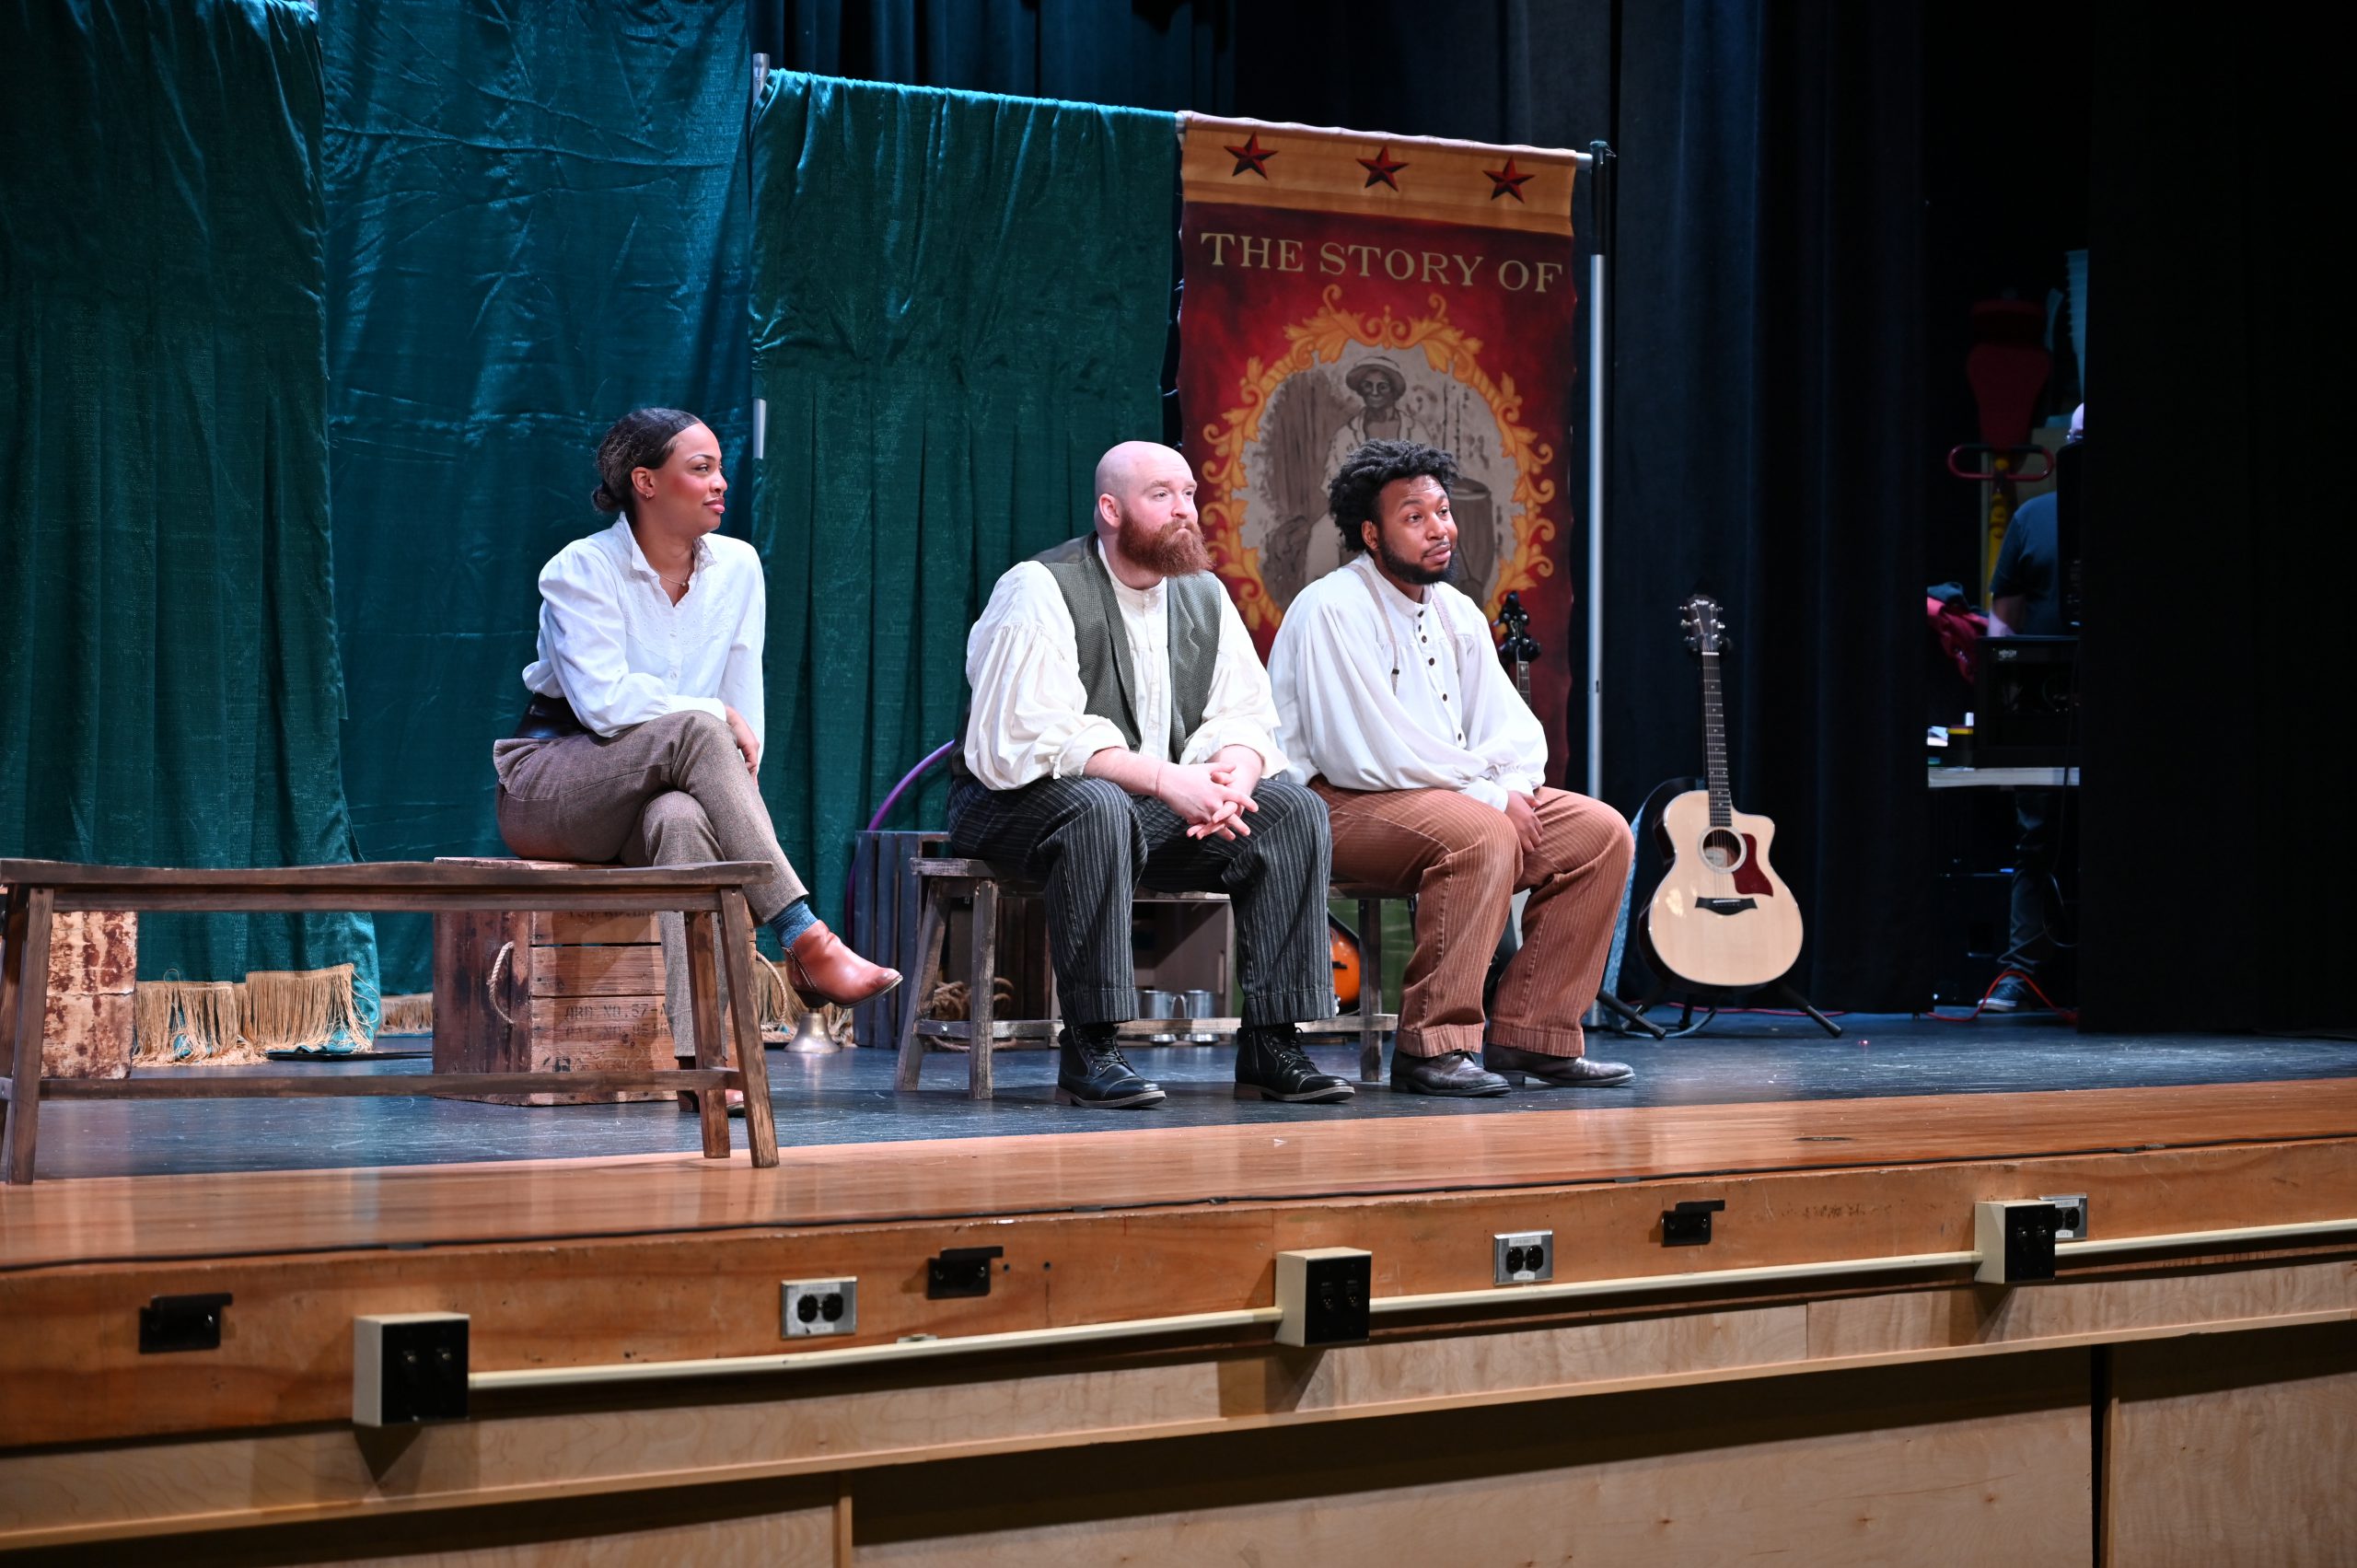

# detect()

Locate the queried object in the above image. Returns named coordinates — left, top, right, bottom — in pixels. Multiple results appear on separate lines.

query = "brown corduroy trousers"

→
left=1312, top=781, right=1633, bottom=1058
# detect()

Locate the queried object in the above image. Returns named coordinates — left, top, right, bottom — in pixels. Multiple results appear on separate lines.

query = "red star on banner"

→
left=1224, top=132, right=1277, bottom=179
left=1483, top=156, right=1536, bottom=202
left=1357, top=144, right=1409, bottom=190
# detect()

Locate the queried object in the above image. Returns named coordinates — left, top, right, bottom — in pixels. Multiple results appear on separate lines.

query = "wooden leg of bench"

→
left=719, top=889, right=778, bottom=1168
left=2, top=886, right=56, bottom=1185
left=683, top=909, right=731, bottom=1160
left=967, top=880, right=997, bottom=1101
left=894, top=887, right=945, bottom=1091
left=1359, top=895, right=1384, bottom=1085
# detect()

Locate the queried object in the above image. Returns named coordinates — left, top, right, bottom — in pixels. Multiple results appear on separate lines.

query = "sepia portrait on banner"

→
left=1176, top=117, right=1584, bottom=777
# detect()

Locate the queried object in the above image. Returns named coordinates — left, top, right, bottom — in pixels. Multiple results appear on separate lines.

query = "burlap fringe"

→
left=377, top=993, right=435, bottom=1035
left=244, top=963, right=372, bottom=1054
left=134, top=963, right=375, bottom=1063
left=133, top=979, right=248, bottom=1063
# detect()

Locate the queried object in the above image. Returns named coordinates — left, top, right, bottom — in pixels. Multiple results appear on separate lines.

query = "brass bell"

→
left=784, top=1005, right=841, bottom=1055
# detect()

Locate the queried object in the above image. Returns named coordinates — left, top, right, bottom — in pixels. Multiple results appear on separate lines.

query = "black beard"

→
left=1376, top=536, right=1450, bottom=587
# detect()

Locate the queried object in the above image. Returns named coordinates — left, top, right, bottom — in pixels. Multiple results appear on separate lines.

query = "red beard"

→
left=1119, top=511, right=1212, bottom=576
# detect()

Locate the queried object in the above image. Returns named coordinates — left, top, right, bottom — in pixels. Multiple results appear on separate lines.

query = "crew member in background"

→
left=1268, top=439, right=1634, bottom=1097
left=493, top=407, right=900, bottom=1071
left=1983, top=403, right=2084, bottom=1012
left=951, top=441, right=1349, bottom=1109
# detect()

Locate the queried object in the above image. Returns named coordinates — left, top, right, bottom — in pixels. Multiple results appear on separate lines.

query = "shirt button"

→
left=1441, top=693, right=1449, bottom=703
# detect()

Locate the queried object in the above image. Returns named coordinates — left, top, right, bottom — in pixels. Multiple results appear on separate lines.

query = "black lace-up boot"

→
left=1235, top=1023, right=1354, bottom=1104
left=1054, top=1024, right=1165, bottom=1109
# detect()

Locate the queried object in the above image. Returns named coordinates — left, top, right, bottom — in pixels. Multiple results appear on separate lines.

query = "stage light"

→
left=1276, top=1249, right=1372, bottom=1347
left=353, top=1313, right=470, bottom=1427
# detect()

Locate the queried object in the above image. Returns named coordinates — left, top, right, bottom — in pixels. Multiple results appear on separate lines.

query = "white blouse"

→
left=961, top=560, right=1289, bottom=791
left=521, top=518, right=767, bottom=748
left=1268, top=553, right=1545, bottom=810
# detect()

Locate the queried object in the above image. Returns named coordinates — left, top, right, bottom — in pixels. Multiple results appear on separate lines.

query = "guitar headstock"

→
left=1678, top=594, right=1727, bottom=656
left=1495, top=590, right=1541, bottom=663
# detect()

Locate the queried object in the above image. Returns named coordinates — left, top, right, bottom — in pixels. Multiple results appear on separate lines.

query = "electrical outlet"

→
left=1493, top=1230, right=1554, bottom=1284
left=782, top=1278, right=858, bottom=1338
left=2039, top=1193, right=2090, bottom=1241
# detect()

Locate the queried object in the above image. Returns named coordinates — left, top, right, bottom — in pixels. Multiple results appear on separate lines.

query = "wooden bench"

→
left=893, top=857, right=1399, bottom=1098
left=0, top=859, right=777, bottom=1184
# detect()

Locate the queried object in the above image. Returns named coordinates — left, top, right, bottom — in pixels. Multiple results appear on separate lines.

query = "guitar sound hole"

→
left=1700, top=828, right=1747, bottom=873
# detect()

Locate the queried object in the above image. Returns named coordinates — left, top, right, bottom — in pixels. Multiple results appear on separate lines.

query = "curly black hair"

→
left=590, top=406, right=700, bottom=517
left=1327, top=439, right=1460, bottom=558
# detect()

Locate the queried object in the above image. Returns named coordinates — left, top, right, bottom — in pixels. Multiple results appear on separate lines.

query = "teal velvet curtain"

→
left=750, top=75, right=1176, bottom=921
left=0, top=0, right=377, bottom=990
left=322, top=0, right=753, bottom=991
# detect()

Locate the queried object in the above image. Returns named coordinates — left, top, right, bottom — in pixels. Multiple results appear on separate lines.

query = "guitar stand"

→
left=1618, top=974, right=1842, bottom=1040
left=1593, top=988, right=1668, bottom=1039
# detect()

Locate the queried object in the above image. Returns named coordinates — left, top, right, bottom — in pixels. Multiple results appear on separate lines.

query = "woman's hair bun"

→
left=591, top=407, right=699, bottom=520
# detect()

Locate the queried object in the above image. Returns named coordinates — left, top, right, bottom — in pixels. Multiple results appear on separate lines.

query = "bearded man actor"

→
left=1268, top=439, right=1635, bottom=1097
left=949, top=441, right=1350, bottom=1109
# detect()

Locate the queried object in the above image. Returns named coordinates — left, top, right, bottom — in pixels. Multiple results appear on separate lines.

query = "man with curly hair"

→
left=1267, top=440, right=1634, bottom=1097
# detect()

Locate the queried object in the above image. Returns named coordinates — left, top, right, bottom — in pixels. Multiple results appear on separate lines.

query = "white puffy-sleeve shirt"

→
left=961, top=561, right=1289, bottom=790
left=1268, top=553, right=1545, bottom=810
left=520, top=518, right=767, bottom=748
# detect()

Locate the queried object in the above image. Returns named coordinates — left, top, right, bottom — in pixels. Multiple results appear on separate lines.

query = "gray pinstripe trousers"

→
left=946, top=774, right=1338, bottom=1028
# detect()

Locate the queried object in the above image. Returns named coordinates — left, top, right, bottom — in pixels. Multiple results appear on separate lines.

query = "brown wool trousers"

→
left=493, top=709, right=807, bottom=1058
left=1312, top=781, right=1633, bottom=1058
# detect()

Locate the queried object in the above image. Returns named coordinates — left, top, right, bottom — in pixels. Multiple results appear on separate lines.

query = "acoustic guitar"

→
left=1642, top=594, right=1805, bottom=989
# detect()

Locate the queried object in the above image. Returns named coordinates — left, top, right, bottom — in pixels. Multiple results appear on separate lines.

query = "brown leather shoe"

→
left=1482, top=1042, right=1633, bottom=1087
left=786, top=922, right=902, bottom=1007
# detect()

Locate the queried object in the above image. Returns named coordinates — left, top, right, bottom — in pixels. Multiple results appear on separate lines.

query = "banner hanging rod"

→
left=1176, top=111, right=1593, bottom=164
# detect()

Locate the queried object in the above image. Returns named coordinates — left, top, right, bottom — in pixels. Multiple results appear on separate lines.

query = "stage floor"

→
left=19, top=1012, right=2357, bottom=1180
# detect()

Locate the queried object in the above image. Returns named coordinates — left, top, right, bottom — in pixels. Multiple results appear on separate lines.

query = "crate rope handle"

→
left=486, top=940, right=517, bottom=1029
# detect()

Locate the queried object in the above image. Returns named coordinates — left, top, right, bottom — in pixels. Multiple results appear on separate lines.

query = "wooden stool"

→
left=892, top=857, right=1395, bottom=1098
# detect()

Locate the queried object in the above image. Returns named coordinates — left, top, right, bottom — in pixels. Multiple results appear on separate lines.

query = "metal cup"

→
left=1181, top=988, right=1217, bottom=1043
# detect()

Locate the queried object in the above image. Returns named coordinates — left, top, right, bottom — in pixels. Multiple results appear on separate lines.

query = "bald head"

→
left=1094, top=440, right=1208, bottom=583
left=1095, top=441, right=1188, bottom=505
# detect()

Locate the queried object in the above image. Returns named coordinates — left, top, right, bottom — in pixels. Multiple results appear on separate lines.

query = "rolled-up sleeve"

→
left=1178, top=588, right=1289, bottom=777
left=961, top=565, right=1127, bottom=790
left=540, top=553, right=724, bottom=738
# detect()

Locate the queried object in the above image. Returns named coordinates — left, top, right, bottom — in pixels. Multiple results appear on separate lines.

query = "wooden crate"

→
left=0, top=898, right=135, bottom=1079
left=432, top=900, right=677, bottom=1107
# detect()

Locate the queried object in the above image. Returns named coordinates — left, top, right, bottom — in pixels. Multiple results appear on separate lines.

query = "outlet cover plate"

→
left=1492, top=1231, right=1555, bottom=1284
left=782, top=1279, right=859, bottom=1338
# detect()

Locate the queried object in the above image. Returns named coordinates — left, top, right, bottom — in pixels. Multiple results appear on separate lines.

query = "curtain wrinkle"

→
left=323, top=0, right=752, bottom=991
left=0, top=0, right=377, bottom=993
left=750, top=74, right=1173, bottom=923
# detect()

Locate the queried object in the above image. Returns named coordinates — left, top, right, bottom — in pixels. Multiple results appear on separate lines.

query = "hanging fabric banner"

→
left=1177, top=115, right=1583, bottom=777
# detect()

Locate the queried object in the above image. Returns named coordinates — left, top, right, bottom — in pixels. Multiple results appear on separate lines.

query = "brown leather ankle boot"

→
left=786, top=921, right=902, bottom=1007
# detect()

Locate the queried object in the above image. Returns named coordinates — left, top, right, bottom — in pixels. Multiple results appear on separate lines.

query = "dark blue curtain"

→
left=2082, top=7, right=2351, bottom=1031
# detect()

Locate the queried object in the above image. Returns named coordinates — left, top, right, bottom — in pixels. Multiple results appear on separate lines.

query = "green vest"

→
left=1032, top=534, right=1223, bottom=760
